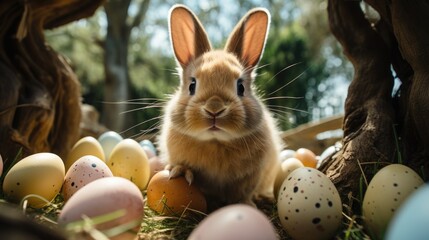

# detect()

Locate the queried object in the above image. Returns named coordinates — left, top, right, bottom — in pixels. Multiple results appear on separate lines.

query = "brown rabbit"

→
left=158, top=4, right=283, bottom=209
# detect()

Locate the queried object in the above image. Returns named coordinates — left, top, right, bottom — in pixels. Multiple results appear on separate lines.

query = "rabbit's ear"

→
left=225, top=8, right=270, bottom=70
left=169, top=5, right=211, bottom=68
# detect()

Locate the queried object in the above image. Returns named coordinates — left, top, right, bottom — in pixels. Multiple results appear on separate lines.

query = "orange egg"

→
left=294, top=148, right=318, bottom=168
left=147, top=170, right=206, bottom=216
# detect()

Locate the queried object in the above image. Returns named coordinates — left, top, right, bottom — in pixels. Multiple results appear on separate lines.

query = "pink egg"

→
left=62, top=155, right=113, bottom=201
left=59, top=177, right=144, bottom=230
left=149, top=156, right=166, bottom=180
left=188, top=204, right=277, bottom=240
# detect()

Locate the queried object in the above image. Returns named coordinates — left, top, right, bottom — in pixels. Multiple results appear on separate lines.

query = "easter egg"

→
left=59, top=177, right=144, bottom=231
left=385, top=184, right=429, bottom=240
left=188, top=204, right=277, bottom=240
left=65, top=136, right=105, bottom=171
left=98, top=131, right=123, bottom=161
left=2, top=153, right=65, bottom=208
left=294, top=148, right=318, bottom=168
left=362, top=164, right=423, bottom=239
left=62, top=155, right=113, bottom=201
left=274, top=157, right=304, bottom=198
left=139, top=139, right=157, bottom=155
left=279, top=149, right=296, bottom=162
left=277, top=167, right=342, bottom=240
left=108, top=139, right=150, bottom=190
left=147, top=170, right=206, bottom=216
left=149, top=156, right=166, bottom=180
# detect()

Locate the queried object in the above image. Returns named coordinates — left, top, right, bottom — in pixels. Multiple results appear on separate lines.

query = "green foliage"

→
left=257, top=22, right=330, bottom=130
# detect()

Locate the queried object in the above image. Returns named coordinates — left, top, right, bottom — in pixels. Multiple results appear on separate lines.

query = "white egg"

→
left=385, top=184, right=429, bottom=240
left=279, top=149, right=296, bottom=162
left=98, top=131, right=123, bottom=160
left=362, top=164, right=423, bottom=239
left=277, top=167, right=342, bottom=240
left=274, top=157, right=304, bottom=198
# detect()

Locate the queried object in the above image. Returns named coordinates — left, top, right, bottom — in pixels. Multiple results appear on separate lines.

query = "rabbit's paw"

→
left=166, top=164, right=194, bottom=185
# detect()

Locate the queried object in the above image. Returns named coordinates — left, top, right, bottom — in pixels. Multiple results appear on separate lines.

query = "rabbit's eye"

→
left=237, top=79, right=245, bottom=97
left=189, top=77, right=196, bottom=95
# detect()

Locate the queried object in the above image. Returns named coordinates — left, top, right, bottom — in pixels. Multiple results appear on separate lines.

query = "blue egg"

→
left=98, top=131, right=123, bottom=160
left=139, top=139, right=157, bottom=155
left=385, top=184, right=429, bottom=240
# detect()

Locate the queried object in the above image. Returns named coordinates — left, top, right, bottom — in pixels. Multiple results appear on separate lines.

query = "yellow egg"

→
left=147, top=170, right=207, bottom=216
left=108, top=139, right=150, bottom=190
left=274, top=157, right=304, bottom=198
left=2, top=153, right=65, bottom=208
left=363, top=164, right=423, bottom=239
left=65, top=136, right=105, bottom=171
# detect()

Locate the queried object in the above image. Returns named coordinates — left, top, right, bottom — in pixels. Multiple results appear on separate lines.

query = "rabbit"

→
left=157, top=4, right=283, bottom=210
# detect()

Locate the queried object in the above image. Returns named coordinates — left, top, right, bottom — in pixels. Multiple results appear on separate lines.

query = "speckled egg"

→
left=98, top=131, right=123, bottom=160
left=2, top=153, right=65, bottom=208
left=277, top=167, right=342, bottom=240
left=385, top=184, right=429, bottom=240
left=362, top=164, right=423, bottom=239
left=65, top=136, right=105, bottom=171
left=274, top=157, right=304, bottom=198
left=58, top=177, right=144, bottom=231
left=188, top=204, right=277, bottom=240
left=108, top=139, right=150, bottom=190
left=62, top=155, right=113, bottom=201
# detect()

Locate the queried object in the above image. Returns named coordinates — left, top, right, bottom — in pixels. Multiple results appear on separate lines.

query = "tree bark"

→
left=320, top=0, right=429, bottom=216
left=0, top=0, right=104, bottom=169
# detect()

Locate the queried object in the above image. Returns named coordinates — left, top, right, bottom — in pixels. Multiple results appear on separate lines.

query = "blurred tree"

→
left=102, top=0, right=151, bottom=132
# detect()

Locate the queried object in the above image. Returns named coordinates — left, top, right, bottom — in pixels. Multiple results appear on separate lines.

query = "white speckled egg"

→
left=62, top=155, right=113, bottom=201
left=65, top=136, right=105, bottom=171
left=277, top=167, right=342, bottom=240
left=188, top=204, right=277, bottom=240
left=108, top=139, right=150, bottom=190
left=98, top=131, right=123, bottom=160
left=362, top=164, right=423, bottom=239
left=2, top=153, right=65, bottom=208
left=58, top=177, right=144, bottom=230
left=385, top=184, right=429, bottom=240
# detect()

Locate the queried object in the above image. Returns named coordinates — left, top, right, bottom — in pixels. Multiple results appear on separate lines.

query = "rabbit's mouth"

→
left=209, top=125, right=220, bottom=131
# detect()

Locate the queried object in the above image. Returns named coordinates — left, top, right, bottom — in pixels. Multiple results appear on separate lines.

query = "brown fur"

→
left=158, top=4, right=283, bottom=210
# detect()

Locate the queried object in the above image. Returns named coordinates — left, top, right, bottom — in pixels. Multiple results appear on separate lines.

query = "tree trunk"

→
left=102, top=0, right=151, bottom=133
left=0, top=1, right=104, bottom=169
left=320, top=0, right=429, bottom=216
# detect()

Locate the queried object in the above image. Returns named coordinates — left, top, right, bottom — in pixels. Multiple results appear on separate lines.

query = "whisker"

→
left=263, top=96, right=304, bottom=101
left=120, top=116, right=163, bottom=136
left=268, top=67, right=307, bottom=96
left=120, top=104, right=164, bottom=114
left=267, top=105, right=308, bottom=114
left=265, top=62, right=302, bottom=83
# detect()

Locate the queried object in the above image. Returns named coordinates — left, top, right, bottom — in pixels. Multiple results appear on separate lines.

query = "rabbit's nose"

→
left=204, top=96, right=226, bottom=117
